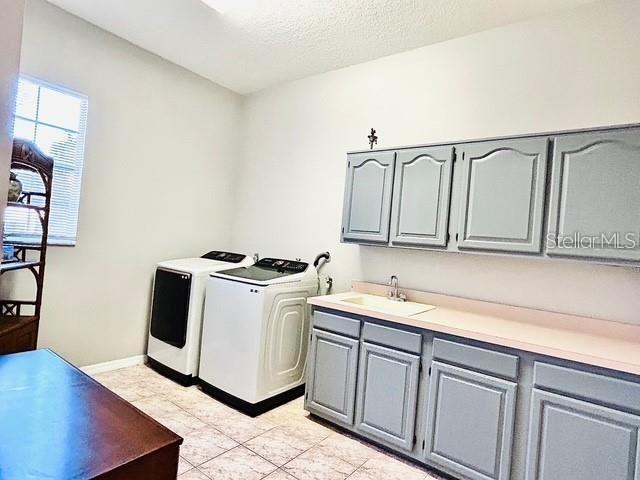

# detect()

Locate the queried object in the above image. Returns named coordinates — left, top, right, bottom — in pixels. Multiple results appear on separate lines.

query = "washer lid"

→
left=211, top=257, right=310, bottom=284
left=157, top=255, right=252, bottom=275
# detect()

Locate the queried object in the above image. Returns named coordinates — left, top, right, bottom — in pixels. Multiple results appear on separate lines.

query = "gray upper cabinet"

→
left=457, top=138, right=548, bottom=253
left=525, top=389, right=640, bottom=480
left=355, top=342, right=420, bottom=451
left=342, top=151, right=396, bottom=244
left=425, top=361, right=517, bottom=480
left=546, top=129, right=640, bottom=262
left=389, top=146, right=454, bottom=247
left=306, top=328, right=359, bottom=426
left=340, top=124, right=640, bottom=263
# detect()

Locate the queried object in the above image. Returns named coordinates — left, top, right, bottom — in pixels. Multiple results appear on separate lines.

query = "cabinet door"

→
left=525, top=389, right=640, bottom=480
left=390, top=146, right=454, bottom=247
left=342, top=151, right=396, bottom=244
left=425, top=362, right=517, bottom=480
left=355, top=342, right=420, bottom=451
left=546, top=129, right=640, bottom=262
left=457, top=138, right=548, bottom=253
left=306, top=329, right=359, bottom=426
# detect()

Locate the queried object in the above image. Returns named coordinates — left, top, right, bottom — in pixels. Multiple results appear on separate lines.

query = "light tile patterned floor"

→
left=93, top=365, right=446, bottom=480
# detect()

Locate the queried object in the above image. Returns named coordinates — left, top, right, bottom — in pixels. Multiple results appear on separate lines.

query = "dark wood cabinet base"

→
left=0, top=315, right=38, bottom=354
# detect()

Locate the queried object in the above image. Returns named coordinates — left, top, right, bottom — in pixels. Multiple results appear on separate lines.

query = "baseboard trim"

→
left=81, top=354, right=147, bottom=375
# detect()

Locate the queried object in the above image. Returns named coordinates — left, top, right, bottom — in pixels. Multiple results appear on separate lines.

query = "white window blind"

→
left=5, top=76, right=88, bottom=246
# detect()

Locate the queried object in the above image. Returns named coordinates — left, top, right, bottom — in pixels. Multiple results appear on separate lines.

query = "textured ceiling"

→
left=45, top=0, right=596, bottom=94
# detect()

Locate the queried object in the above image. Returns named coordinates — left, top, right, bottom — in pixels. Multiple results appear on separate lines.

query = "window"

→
left=6, top=76, right=88, bottom=246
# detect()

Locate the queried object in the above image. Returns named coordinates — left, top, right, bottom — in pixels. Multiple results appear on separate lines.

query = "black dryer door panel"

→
left=150, top=268, right=191, bottom=348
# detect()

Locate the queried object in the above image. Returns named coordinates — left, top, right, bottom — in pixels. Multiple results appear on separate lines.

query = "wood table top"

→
left=0, top=349, right=182, bottom=479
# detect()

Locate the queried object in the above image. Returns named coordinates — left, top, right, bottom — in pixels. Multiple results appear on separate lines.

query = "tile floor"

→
left=93, top=365, right=446, bottom=480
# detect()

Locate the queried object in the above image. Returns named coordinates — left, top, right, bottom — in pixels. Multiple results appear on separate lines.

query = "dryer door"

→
left=150, top=268, right=191, bottom=348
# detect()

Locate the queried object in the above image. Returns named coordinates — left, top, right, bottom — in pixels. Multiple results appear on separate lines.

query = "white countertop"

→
left=308, top=282, right=640, bottom=376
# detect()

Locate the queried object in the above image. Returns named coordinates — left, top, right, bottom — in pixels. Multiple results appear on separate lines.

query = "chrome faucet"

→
left=387, top=275, right=407, bottom=302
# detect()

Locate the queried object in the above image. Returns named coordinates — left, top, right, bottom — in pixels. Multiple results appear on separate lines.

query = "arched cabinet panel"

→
left=457, top=138, right=548, bottom=253
left=390, top=146, right=454, bottom=247
left=546, top=129, right=640, bottom=262
left=341, top=151, right=396, bottom=244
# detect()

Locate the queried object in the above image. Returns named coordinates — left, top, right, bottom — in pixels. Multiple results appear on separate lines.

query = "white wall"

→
left=8, top=0, right=242, bottom=366
left=0, top=0, right=25, bottom=250
left=6, top=0, right=640, bottom=366
left=232, top=0, right=640, bottom=325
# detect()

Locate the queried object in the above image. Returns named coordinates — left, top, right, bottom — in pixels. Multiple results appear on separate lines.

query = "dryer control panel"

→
left=202, top=251, right=247, bottom=263
left=256, top=258, right=309, bottom=273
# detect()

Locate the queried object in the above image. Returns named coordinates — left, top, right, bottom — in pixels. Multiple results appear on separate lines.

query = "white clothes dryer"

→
left=147, top=251, right=253, bottom=385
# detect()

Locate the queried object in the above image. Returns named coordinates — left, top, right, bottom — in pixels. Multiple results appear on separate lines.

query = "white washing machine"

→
left=147, top=251, right=253, bottom=385
left=199, top=257, right=319, bottom=416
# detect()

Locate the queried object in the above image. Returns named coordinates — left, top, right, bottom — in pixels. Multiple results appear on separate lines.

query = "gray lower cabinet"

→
left=425, top=361, right=517, bottom=480
left=306, top=310, right=640, bottom=480
left=525, top=389, right=640, bottom=480
left=306, top=328, right=359, bottom=426
left=342, top=151, right=396, bottom=244
left=390, top=146, right=454, bottom=248
left=546, top=128, right=640, bottom=262
left=355, top=342, right=420, bottom=451
left=457, top=137, right=548, bottom=253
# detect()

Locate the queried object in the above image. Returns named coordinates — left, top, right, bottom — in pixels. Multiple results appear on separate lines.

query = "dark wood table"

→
left=0, top=349, right=182, bottom=479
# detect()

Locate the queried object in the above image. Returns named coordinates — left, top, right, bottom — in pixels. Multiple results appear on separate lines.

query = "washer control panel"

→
left=256, top=257, right=309, bottom=273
